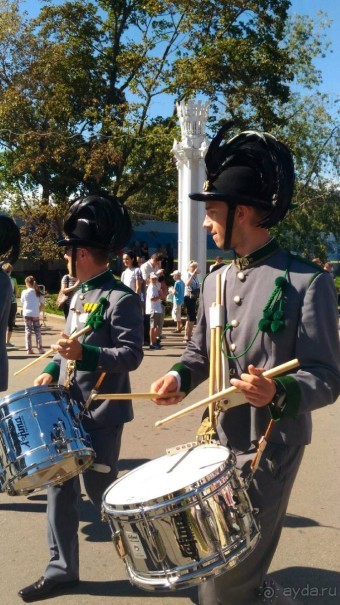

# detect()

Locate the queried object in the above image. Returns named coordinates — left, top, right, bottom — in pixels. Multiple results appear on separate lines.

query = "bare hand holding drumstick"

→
left=50, top=332, right=83, bottom=361
left=150, top=375, right=185, bottom=406
left=230, top=364, right=276, bottom=407
left=33, top=332, right=83, bottom=386
left=151, top=365, right=277, bottom=410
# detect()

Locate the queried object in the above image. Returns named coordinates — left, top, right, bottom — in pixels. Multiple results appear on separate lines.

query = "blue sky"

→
left=289, top=0, right=339, bottom=99
left=23, top=0, right=339, bottom=106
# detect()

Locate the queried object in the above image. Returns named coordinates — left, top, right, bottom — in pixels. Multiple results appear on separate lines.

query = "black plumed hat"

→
left=58, top=192, right=132, bottom=252
left=189, top=123, right=295, bottom=227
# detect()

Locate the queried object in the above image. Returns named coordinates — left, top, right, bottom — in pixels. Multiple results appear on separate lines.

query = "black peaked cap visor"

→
left=189, top=165, right=272, bottom=209
left=57, top=237, right=108, bottom=249
left=189, top=190, right=272, bottom=208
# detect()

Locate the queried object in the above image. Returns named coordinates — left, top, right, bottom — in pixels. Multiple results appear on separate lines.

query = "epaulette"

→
left=288, top=251, right=324, bottom=286
left=288, top=251, right=326, bottom=271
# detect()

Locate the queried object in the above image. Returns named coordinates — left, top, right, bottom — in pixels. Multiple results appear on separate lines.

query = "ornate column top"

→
left=175, top=99, right=210, bottom=150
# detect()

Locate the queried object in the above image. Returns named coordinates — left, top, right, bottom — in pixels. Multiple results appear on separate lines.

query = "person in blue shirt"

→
left=170, top=269, right=185, bottom=333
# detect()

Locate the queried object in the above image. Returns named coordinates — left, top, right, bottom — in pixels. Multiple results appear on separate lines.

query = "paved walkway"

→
left=0, top=315, right=339, bottom=604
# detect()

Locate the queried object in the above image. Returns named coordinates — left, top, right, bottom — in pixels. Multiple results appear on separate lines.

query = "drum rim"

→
left=122, top=528, right=261, bottom=591
left=6, top=449, right=95, bottom=495
left=102, top=444, right=235, bottom=514
left=0, top=384, right=70, bottom=407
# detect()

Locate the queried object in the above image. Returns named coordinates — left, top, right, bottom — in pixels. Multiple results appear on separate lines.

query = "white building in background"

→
left=172, top=99, right=210, bottom=278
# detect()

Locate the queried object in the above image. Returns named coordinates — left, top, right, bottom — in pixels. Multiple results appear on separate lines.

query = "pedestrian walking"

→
left=146, top=272, right=163, bottom=350
left=183, top=260, right=201, bottom=342
left=59, top=273, right=80, bottom=318
left=170, top=269, right=185, bottom=333
left=2, top=262, right=19, bottom=346
left=20, top=276, right=45, bottom=355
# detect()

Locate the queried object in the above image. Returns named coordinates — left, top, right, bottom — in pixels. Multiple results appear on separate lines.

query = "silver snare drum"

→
left=0, top=385, right=95, bottom=495
left=102, top=443, right=260, bottom=591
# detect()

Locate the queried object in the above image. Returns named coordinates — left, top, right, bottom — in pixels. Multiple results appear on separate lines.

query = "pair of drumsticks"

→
left=13, top=301, right=299, bottom=428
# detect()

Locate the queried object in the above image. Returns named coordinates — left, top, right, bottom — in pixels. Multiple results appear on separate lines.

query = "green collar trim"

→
left=234, top=239, right=280, bottom=271
left=81, top=270, right=113, bottom=293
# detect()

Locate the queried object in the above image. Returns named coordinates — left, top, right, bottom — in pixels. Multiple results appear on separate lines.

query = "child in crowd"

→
left=20, top=275, right=45, bottom=354
left=170, top=270, right=185, bottom=332
left=145, top=272, right=162, bottom=350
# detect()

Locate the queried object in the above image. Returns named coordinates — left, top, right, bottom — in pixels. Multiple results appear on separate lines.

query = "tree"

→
left=269, top=92, right=339, bottom=259
left=0, top=0, right=338, bottom=260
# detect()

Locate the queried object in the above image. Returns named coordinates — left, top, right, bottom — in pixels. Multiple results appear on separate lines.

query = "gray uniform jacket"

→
left=173, top=242, right=340, bottom=451
left=44, top=270, right=144, bottom=429
left=0, top=268, right=12, bottom=391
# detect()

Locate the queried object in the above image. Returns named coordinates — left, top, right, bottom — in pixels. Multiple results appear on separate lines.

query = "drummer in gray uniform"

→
left=150, top=127, right=340, bottom=605
left=0, top=215, right=21, bottom=392
left=19, top=193, right=144, bottom=602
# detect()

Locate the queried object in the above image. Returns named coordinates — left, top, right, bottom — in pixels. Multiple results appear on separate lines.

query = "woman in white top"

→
left=20, top=275, right=45, bottom=354
left=121, top=251, right=143, bottom=297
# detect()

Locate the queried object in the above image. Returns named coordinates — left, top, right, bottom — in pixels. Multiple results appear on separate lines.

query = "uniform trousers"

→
left=198, top=442, right=305, bottom=605
left=44, top=423, right=123, bottom=582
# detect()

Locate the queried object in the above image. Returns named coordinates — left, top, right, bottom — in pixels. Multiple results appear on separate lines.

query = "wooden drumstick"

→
left=93, top=391, right=185, bottom=401
left=13, top=325, right=92, bottom=376
left=208, top=303, right=216, bottom=424
left=208, top=273, right=223, bottom=428
left=155, top=358, right=300, bottom=427
left=215, top=272, right=222, bottom=394
left=84, top=372, right=107, bottom=410
left=213, top=273, right=223, bottom=422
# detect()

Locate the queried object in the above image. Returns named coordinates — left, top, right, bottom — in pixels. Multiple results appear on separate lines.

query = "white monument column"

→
left=172, top=99, right=210, bottom=278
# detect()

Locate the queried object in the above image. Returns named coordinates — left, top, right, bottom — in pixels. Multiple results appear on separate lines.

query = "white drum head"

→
left=105, top=444, right=231, bottom=505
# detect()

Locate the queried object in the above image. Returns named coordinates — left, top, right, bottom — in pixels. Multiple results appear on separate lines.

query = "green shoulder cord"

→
left=81, top=285, right=131, bottom=340
left=83, top=292, right=111, bottom=334
left=221, top=263, right=291, bottom=361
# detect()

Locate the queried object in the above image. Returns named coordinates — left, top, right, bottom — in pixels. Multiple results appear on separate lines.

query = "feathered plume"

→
left=204, top=124, right=295, bottom=227
left=0, top=216, right=21, bottom=264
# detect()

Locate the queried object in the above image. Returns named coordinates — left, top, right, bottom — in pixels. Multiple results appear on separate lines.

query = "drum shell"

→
left=0, top=386, right=95, bottom=495
left=102, top=445, right=260, bottom=591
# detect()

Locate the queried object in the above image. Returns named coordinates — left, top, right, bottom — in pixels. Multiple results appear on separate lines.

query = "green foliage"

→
left=0, top=0, right=338, bottom=259
left=44, top=293, right=64, bottom=316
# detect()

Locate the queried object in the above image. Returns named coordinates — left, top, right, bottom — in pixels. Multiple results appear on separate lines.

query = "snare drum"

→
left=0, top=386, right=95, bottom=495
left=102, top=443, right=260, bottom=591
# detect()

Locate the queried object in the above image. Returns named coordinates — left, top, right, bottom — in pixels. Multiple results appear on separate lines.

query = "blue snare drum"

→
left=0, top=385, right=94, bottom=495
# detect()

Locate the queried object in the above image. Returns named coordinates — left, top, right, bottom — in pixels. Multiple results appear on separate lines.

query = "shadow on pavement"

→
left=283, top=513, right=320, bottom=528
left=0, top=500, right=47, bottom=513
left=270, top=567, right=339, bottom=605
left=72, top=579, right=198, bottom=602
left=284, top=513, right=340, bottom=532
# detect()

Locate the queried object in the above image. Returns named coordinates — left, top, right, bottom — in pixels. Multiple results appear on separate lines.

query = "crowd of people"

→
left=120, top=250, right=209, bottom=348
left=3, top=252, right=337, bottom=359
left=1, top=245, right=216, bottom=360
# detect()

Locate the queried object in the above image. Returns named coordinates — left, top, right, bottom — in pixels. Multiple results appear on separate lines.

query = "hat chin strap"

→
left=223, top=204, right=236, bottom=251
left=71, top=247, right=78, bottom=279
